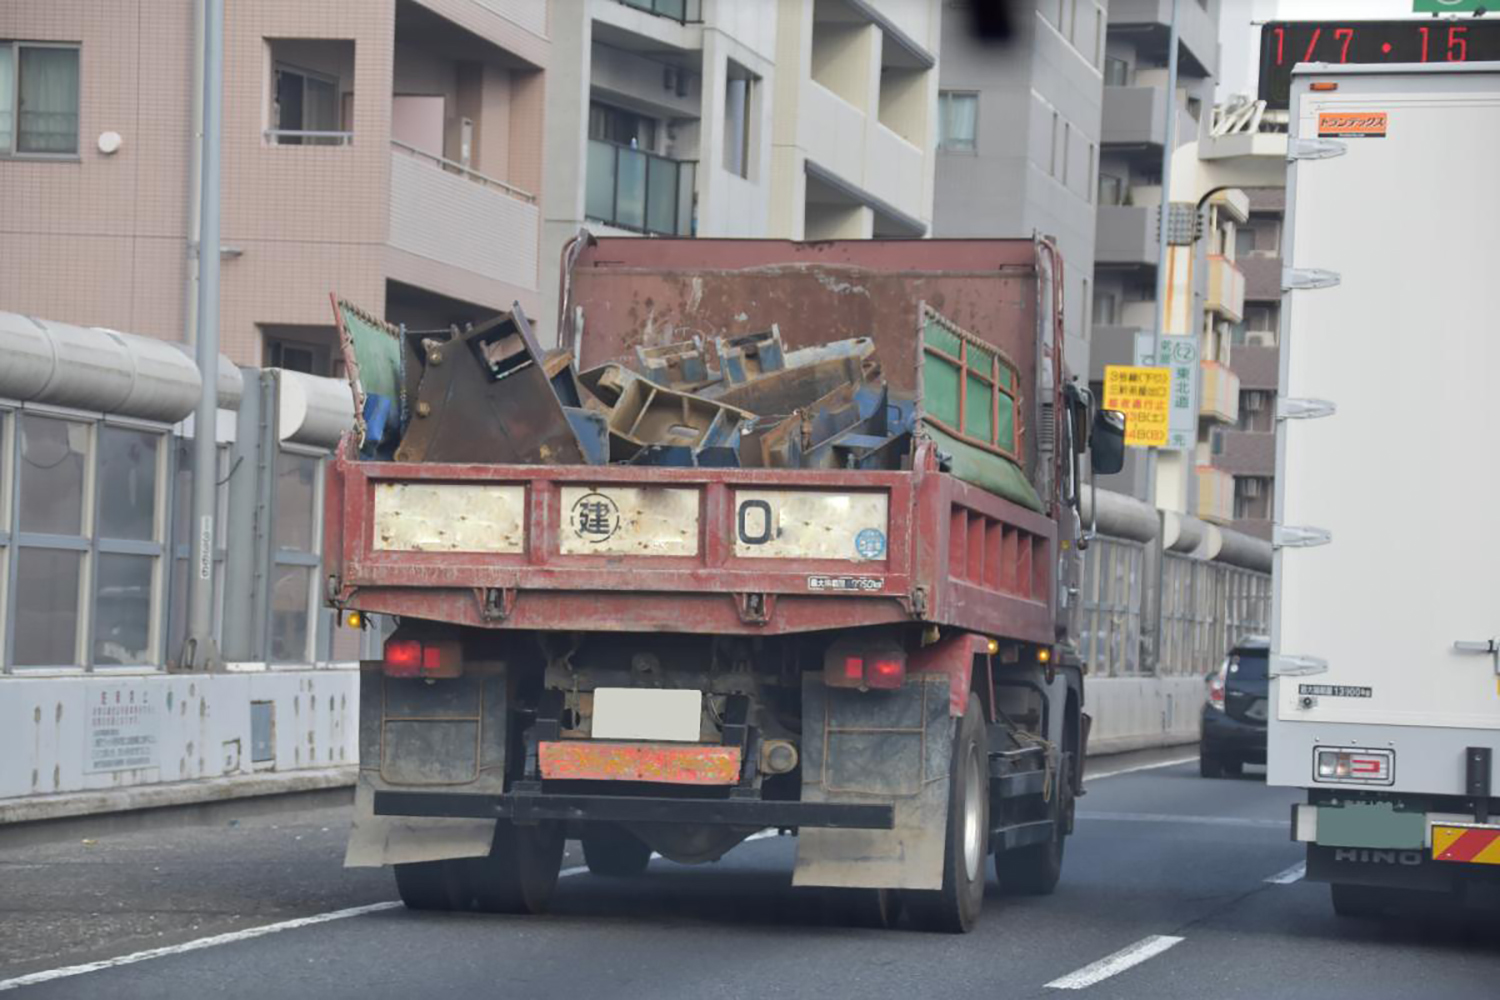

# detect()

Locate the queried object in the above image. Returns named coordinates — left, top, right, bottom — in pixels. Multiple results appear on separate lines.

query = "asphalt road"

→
left=3, top=753, right=1498, bottom=999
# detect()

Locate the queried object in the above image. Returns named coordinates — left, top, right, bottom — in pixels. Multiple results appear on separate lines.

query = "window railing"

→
left=390, top=139, right=537, bottom=204
left=586, top=138, right=695, bottom=236
left=264, top=129, right=354, bottom=147
left=617, top=0, right=703, bottom=24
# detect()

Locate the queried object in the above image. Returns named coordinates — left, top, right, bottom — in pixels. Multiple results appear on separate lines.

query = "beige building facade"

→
left=0, top=0, right=549, bottom=369
left=540, top=0, right=941, bottom=342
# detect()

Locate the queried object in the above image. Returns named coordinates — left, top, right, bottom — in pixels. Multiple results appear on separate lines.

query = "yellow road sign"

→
left=1103, top=365, right=1171, bottom=448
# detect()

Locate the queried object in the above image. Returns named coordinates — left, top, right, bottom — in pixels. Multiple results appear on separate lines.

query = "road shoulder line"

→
left=0, top=901, right=403, bottom=993
left=1045, top=934, right=1185, bottom=990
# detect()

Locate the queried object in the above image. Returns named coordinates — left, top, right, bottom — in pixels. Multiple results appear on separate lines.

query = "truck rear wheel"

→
left=581, top=826, right=654, bottom=877
left=472, top=820, right=565, bottom=914
left=903, top=693, right=989, bottom=934
left=394, top=859, right=470, bottom=911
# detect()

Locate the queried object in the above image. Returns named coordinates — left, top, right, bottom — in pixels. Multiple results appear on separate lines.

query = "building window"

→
left=7, top=412, right=169, bottom=670
left=1061, top=121, right=1071, bottom=185
left=1103, top=56, right=1129, bottom=87
left=267, top=40, right=354, bottom=146
left=938, top=91, right=977, bottom=153
left=0, top=42, right=81, bottom=156
left=589, top=101, right=657, bottom=151
left=1097, top=172, right=1123, bottom=206
left=723, top=61, right=757, bottom=179
left=1049, top=110, right=1059, bottom=176
left=1093, top=289, right=1118, bottom=326
left=264, top=330, right=338, bottom=378
left=269, top=449, right=323, bottom=664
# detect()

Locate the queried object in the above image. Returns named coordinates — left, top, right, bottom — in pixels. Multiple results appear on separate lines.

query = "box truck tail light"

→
left=383, top=638, right=462, bottom=678
left=1315, top=748, right=1394, bottom=785
left=825, top=642, right=906, bottom=691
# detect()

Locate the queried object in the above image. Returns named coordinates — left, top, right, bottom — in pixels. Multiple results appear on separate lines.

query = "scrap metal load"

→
left=332, top=298, right=919, bottom=474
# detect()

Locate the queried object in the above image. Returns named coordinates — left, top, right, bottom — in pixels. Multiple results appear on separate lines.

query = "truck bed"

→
left=325, top=438, right=1055, bottom=641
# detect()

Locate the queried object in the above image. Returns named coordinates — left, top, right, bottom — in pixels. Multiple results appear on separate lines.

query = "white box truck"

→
left=1269, top=61, right=1500, bottom=917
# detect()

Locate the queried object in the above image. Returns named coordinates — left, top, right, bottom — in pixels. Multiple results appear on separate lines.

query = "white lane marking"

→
left=1079, top=811, right=1286, bottom=830
left=1265, top=861, right=1306, bottom=884
left=1084, top=756, right=1198, bottom=783
left=4, top=827, right=784, bottom=992
left=0, top=901, right=403, bottom=993
left=1045, top=934, right=1185, bottom=990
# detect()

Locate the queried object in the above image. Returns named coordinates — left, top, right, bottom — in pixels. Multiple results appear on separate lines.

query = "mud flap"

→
left=344, top=666, right=508, bottom=868
left=793, top=672, right=953, bottom=890
left=344, top=778, right=496, bottom=868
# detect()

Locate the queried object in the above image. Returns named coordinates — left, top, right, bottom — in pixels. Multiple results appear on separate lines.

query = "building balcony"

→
left=1239, top=254, right=1281, bottom=301
left=1107, top=0, right=1218, bottom=77
left=617, top=0, right=702, bottom=23
left=387, top=141, right=540, bottom=297
left=1196, top=466, right=1235, bottom=526
left=1206, top=254, right=1245, bottom=322
left=1230, top=343, right=1278, bottom=392
left=1101, top=86, right=1166, bottom=147
left=1089, top=324, right=1145, bottom=382
left=1215, top=429, right=1275, bottom=477
left=1231, top=517, right=1273, bottom=542
left=1200, top=360, right=1240, bottom=425
left=585, top=138, right=696, bottom=236
left=1095, top=205, right=1158, bottom=267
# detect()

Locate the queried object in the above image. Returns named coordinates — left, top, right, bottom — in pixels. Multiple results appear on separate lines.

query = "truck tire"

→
left=581, top=827, right=653, bottom=877
left=903, top=693, right=989, bottom=934
left=471, top=820, right=565, bottom=915
left=996, top=755, right=1071, bottom=896
left=394, top=859, right=470, bottom=912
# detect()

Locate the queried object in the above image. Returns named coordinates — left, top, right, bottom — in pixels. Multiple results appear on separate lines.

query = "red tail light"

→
left=383, top=637, right=461, bottom=678
left=824, top=642, right=907, bottom=691
left=866, top=657, right=906, bottom=690
left=1207, top=671, right=1226, bottom=710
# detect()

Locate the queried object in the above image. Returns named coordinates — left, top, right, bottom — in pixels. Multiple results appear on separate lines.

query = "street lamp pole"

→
left=183, top=0, right=224, bottom=671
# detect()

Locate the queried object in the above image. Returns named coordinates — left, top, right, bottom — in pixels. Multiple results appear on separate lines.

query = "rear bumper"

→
left=1201, top=709, right=1266, bottom=761
left=373, top=790, right=895, bottom=830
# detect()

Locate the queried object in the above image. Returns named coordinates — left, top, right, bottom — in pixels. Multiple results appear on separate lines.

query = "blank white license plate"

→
left=1245, top=699, right=1269, bottom=722
left=591, top=688, right=702, bottom=742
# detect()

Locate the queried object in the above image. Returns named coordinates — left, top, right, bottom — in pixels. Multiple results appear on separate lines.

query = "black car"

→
left=1200, top=636, right=1270, bottom=778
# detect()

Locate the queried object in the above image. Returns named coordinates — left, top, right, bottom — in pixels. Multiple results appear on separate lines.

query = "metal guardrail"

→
left=263, top=129, right=354, bottom=146
left=389, top=139, right=537, bottom=205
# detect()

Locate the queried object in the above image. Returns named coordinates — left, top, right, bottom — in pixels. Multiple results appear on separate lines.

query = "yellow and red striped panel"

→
left=1432, top=825, right=1500, bottom=865
left=539, top=741, right=741, bottom=785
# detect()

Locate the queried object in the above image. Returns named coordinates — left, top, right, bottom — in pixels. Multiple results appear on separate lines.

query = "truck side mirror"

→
left=1090, top=409, right=1126, bottom=474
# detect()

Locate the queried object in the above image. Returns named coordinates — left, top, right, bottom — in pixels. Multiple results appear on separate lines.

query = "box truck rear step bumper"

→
left=374, top=791, right=895, bottom=830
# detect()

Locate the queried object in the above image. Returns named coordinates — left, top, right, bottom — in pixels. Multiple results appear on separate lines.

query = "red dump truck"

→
left=328, top=237, right=1124, bottom=932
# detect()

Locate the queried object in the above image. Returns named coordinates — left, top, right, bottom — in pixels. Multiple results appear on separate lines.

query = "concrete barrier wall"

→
left=0, top=669, right=1202, bottom=823
left=0, top=669, right=358, bottom=806
left=1085, top=675, right=1205, bottom=755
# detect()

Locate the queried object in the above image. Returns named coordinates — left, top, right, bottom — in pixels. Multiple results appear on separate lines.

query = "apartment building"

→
left=1088, top=0, right=1222, bottom=502
left=0, top=0, right=549, bottom=371
left=540, top=0, right=942, bottom=342
left=932, top=0, right=1105, bottom=376
left=0, top=0, right=551, bottom=811
left=1210, top=184, right=1281, bottom=540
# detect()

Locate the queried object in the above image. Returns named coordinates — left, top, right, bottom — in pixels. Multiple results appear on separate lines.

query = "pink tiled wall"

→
left=0, top=0, right=549, bottom=367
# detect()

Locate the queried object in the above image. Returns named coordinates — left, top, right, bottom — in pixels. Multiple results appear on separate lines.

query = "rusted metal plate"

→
left=732, top=489, right=890, bottom=562
left=395, top=309, right=586, bottom=465
left=558, top=485, right=700, bottom=556
left=372, top=483, right=525, bottom=553
left=538, top=741, right=741, bottom=785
